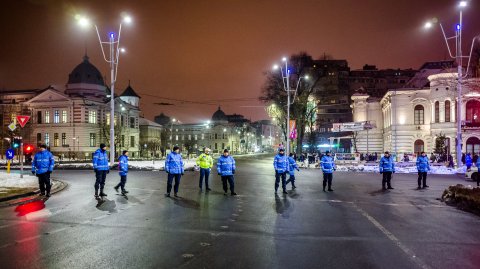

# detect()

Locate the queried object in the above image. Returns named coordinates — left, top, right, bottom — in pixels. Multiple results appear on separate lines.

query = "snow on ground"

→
left=300, top=162, right=459, bottom=175
left=57, top=159, right=198, bottom=171
left=0, top=172, right=37, bottom=188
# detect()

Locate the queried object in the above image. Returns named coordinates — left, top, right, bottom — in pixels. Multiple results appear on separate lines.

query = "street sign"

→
left=16, top=115, right=30, bottom=128
left=6, top=148, right=15, bottom=160
left=289, top=120, right=297, bottom=139
left=8, top=122, right=16, bottom=132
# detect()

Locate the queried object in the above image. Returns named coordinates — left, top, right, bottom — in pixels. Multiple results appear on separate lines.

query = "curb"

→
left=0, top=179, right=68, bottom=207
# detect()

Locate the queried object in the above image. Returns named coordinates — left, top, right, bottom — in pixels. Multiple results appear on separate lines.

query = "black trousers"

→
left=167, top=173, right=182, bottom=194
left=382, top=172, right=392, bottom=188
left=95, top=170, right=108, bottom=191
left=323, top=173, right=333, bottom=189
left=275, top=171, right=287, bottom=192
left=286, top=174, right=296, bottom=186
left=115, top=175, right=127, bottom=191
left=221, top=175, right=235, bottom=193
left=38, top=172, right=51, bottom=195
left=417, top=172, right=427, bottom=187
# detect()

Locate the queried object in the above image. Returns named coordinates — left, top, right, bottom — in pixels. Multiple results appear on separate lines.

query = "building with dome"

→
left=0, top=55, right=143, bottom=159
left=351, top=61, right=480, bottom=163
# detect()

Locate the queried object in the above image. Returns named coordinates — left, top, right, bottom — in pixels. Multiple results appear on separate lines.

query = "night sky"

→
left=1, top=0, right=479, bottom=123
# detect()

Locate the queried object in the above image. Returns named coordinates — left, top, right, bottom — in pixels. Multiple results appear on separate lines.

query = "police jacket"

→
left=379, top=156, right=395, bottom=173
left=288, top=156, right=298, bottom=175
left=466, top=154, right=473, bottom=166
left=165, top=152, right=184, bottom=174
left=416, top=156, right=430, bottom=172
left=32, top=150, right=54, bottom=175
left=320, top=155, right=335, bottom=173
left=118, top=155, right=129, bottom=176
left=217, top=155, right=236, bottom=176
left=93, top=149, right=109, bottom=171
left=274, top=154, right=288, bottom=173
left=196, top=153, right=213, bottom=169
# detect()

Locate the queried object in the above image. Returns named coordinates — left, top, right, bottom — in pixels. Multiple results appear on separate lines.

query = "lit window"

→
left=54, top=110, right=60, bottom=123
left=45, top=133, right=50, bottom=145
left=89, top=110, right=97, bottom=124
left=62, top=133, right=67, bottom=146
left=45, top=111, right=50, bottom=123
left=54, top=133, right=59, bottom=147
left=62, top=111, right=67, bottom=123
left=90, top=133, right=96, bottom=147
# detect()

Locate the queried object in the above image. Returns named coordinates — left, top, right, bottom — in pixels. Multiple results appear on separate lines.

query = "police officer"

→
left=93, top=143, right=110, bottom=198
left=285, top=153, right=300, bottom=190
left=476, top=157, right=480, bottom=187
left=274, top=148, right=288, bottom=194
left=320, top=150, right=336, bottom=192
left=196, top=147, right=213, bottom=192
left=165, top=146, right=184, bottom=197
left=31, top=144, right=55, bottom=197
left=217, top=149, right=237, bottom=196
left=466, top=153, right=473, bottom=170
left=114, top=150, right=129, bottom=195
left=379, top=151, right=395, bottom=190
left=416, top=151, right=430, bottom=189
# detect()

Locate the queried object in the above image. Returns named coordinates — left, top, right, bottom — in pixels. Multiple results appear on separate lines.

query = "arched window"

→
left=466, top=137, right=480, bottom=154
left=466, top=100, right=480, bottom=123
left=434, top=101, right=440, bottom=123
left=414, top=105, right=424, bottom=125
left=445, top=100, right=451, bottom=122
left=414, top=139, right=424, bottom=155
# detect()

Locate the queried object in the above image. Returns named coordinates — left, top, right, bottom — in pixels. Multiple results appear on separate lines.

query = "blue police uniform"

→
left=217, top=155, right=236, bottom=195
left=32, top=150, right=55, bottom=196
left=92, top=148, right=110, bottom=195
left=165, top=152, right=184, bottom=195
left=379, top=155, right=395, bottom=189
left=285, top=156, right=299, bottom=189
left=320, top=155, right=336, bottom=191
left=416, top=155, right=430, bottom=188
left=274, top=153, right=288, bottom=193
left=115, top=154, right=129, bottom=193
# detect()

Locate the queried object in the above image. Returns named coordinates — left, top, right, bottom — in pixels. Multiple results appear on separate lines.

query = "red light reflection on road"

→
left=14, top=200, right=46, bottom=217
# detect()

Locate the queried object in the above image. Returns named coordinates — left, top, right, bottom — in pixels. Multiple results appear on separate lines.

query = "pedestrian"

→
left=31, top=144, right=55, bottom=197
left=165, top=146, right=184, bottom=197
left=196, top=147, right=213, bottom=192
left=379, top=151, right=395, bottom=190
left=320, top=150, right=336, bottom=192
left=416, top=151, right=430, bottom=189
left=466, top=153, right=473, bottom=170
left=448, top=155, right=454, bottom=168
left=114, top=150, right=129, bottom=195
left=93, top=143, right=110, bottom=198
left=286, top=152, right=300, bottom=190
left=217, top=149, right=237, bottom=196
left=273, top=148, right=288, bottom=194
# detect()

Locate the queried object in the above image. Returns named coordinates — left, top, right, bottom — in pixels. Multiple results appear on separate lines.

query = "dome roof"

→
left=120, top=81, right=141, bottom=98
left=67, top=55, right=104, bottom=86
left=212, top=106, right=227, bottom=121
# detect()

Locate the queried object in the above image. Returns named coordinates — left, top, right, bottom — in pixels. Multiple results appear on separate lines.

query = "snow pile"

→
left=0, top=172, right=37, bottom=188
left=57, top=160, right=197, bottom=171
left=333, top=164, right=457, bottom=175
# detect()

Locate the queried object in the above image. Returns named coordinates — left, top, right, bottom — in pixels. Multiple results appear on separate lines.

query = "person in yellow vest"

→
left=197, top=147, right=214, bottom=192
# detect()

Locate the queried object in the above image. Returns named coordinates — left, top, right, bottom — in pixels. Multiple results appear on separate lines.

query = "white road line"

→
left=352, top=203, right=431, bottom=269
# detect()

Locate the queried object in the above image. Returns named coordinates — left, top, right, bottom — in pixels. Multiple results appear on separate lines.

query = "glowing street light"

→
left=75, top=13, right=132, bottom=165
left=424, top=21, right=433, bottom=29
left=459, top=1, right=467, bottom=8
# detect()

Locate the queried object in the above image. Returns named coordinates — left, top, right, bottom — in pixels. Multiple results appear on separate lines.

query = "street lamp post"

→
left=424, top=1, right=479, bottom=167
left=170, top=118, right=176, bottom=149
left=76, top=13, right=132, bottom=166
left=272, top=58, right=308, bottom=155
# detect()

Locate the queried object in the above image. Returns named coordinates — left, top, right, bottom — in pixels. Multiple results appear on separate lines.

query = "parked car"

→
left=465, top=166, right=478, bottom=181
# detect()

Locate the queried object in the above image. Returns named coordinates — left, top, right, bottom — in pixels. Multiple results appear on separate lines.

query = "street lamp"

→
left=76, top=13, right=132, bottom=166
left=170, top=118, right=176, bottom=148
left=272, top=57, right=309, bottom=155
left=423, top=1, right=479, bottom=167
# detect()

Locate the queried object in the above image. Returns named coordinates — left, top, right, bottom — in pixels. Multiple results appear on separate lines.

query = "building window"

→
left=188, top=135, right=191, bottom=140
left=195, top=134, right=198, bottom=140
left=121, top=115, right=125, bottom=127
left=466, top=137, right=480, bottom=154
left=445, top=101, right=451, bottom=122
left=106, top=113, right=111, bottom=125
left=121, top=135, right=125, bottom=147
left=434, top=101, right=440, bottom=123
left=45, top=133, right=50, bottom=145
left=37, top=133, right=41, bottom=145
left=54, top=110, right=60, bottom=123
left=414, top=105, right=424, bottom=125
left=37, top=111, right=42, bottom=124
left=62, top=133, right=67, bottom=146
left=414, top=139, right=424, bottom=155
left=222, top=143, right=225, bottom=149
left=130, top=136, right=135, bottom=147
left=466, top=100, right=480, bottom=123
left=215, top=133, right=218, bottom=139
left=175, top=135, right=179, bottom=141
left=201, top=134, right=204, bottom=140
left=54, top=133, right=59, bottom=147
left=130, top=117, right=135, bottom=128
left=62, top=111, right=67, bottom=123
left=45, top=111, right=50, bottom=123
left=90, top=133, right=96, bottom=147
left=215, top=143, right=218, bottom=149
left=89, top=110, right=97, bottom=124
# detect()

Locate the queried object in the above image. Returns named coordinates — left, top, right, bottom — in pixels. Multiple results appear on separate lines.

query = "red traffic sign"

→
left=16, top=115, right=30, bottom=128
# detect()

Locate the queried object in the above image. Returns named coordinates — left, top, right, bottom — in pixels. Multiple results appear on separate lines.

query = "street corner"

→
left=0, top=178, right=68, bottom=207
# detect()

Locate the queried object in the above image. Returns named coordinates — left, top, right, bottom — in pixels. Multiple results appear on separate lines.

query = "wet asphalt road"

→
left=1, top=156, right=480, bottom=269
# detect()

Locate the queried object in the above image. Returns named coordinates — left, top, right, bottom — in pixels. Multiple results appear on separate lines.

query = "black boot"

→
left=99, top=189, right=107, bottom=196
left=323, top=183, right=326, bottom=192
left=114, top=186, right=119, bottom=192
left=95, top=190, right=99, bottom=198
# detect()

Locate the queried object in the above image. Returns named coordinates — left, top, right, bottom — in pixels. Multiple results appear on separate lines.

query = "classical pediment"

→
left=25, top=89, right=72, bottom=103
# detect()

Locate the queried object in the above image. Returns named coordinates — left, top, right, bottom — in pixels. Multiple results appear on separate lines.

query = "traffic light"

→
left=12, top=138, right=21, bottom=148
left=24, top=144, right=34, bottom=154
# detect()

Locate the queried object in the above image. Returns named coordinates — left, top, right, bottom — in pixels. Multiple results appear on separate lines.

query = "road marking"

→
left=352, top=203, right=431, bottom=269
